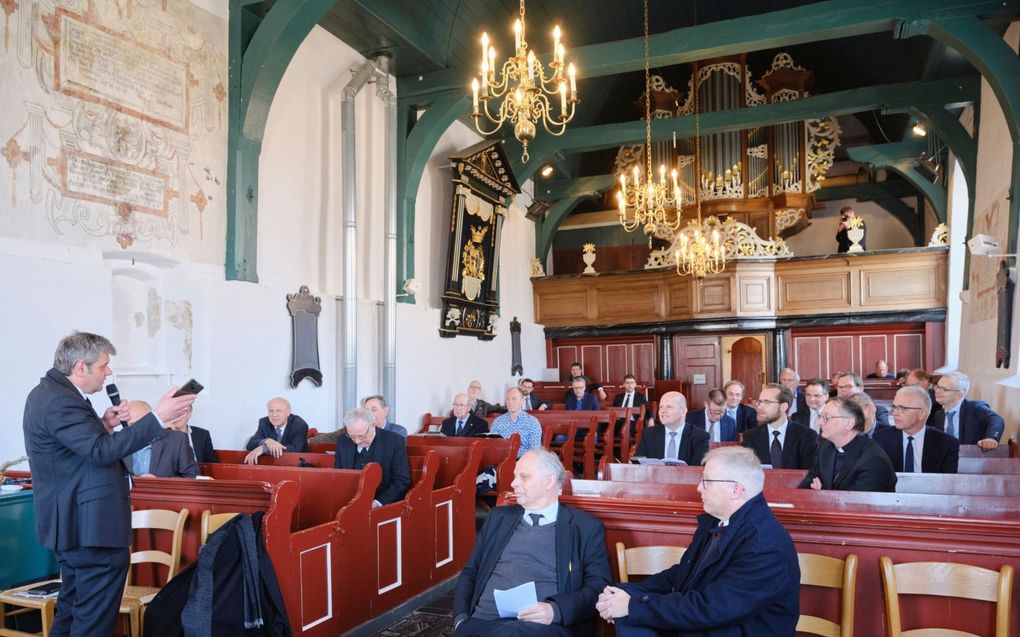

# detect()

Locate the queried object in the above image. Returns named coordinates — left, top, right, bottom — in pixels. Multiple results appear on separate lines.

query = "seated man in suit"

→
left=519, top=378, right=552, bottom=411
left=634, top=391, right=708, bottom=466
left=743, top=384, right=818, bottom=470
left=362, top=394, right=408, bottom=437
left=453, top=448, right=611, bottom=636
left=467, top=380, right=497, bottom=417
left=932, top=371, right=1005, bottom=451
left=876, top=386, right=959, bottom=473
left=722, top=380, right=757, bottom=433
left=124, top=401, right=197, bottom=478
left=778, top=367, right=807, bottom=419
left=866, top=359, right=895, bottom=379
left=334, top=407, right=410, bottom=507
left=442, top=393, right=490, bottom=437
left=243, top=397, right=309, bottom=464
left=835, top=372, right=890, bottom=427
left=612, top=374, right=648, bottom=413
left=685, top=388, right=737, bottom=442
left=565, top=377, right=600, bottom=411
left=799, top=396, right=897, bottom=492
left=596, top=447, right=800, bottom=636
left=166, top=404, right=217, bottom=463
left=564, top=362, right=608, bottom=402
left=846, top=392, right=890, bottom=439
left=904, top=369, right=941, bottom=426
left=791, top=378, right=828, bottom=434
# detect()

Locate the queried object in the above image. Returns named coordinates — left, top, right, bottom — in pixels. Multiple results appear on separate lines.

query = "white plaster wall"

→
left=785, top=199, right=915, bottom=256
left=955, top=21, right=1020, bottom=440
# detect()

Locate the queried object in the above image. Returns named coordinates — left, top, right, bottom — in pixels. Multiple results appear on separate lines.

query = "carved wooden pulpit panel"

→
left=440, top=140, right=520, bottom=340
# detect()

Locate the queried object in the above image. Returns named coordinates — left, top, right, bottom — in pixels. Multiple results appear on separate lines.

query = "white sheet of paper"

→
left=493, top=581, right=538, bottom=618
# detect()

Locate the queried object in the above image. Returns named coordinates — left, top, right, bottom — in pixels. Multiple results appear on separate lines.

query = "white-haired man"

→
left=932, top=371, right=1004, bottom=450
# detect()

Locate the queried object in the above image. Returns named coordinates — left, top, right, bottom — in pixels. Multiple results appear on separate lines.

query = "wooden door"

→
left=730, top=337, right=764, bottom=402
left=671, top=336, right=721, bottom=410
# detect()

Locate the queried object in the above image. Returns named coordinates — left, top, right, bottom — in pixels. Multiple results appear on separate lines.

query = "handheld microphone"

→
left=106, top=383, right=129, bottom=428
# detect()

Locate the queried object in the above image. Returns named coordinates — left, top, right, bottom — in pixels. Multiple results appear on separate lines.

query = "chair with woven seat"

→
left=880, top=557, right=1014, bottom=637
left=0, top=580, right=60, bottom=637
left=201, top=510, right=241, bottom=545
left=119, top=508, right=189, bottom=637
left=797, top=552, right=857, bottom=637
left=615, top=541, right=686, bottom=583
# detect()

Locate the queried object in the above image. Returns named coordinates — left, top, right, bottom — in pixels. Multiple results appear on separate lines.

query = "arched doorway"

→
left=730, top=337, right=764, bottom=402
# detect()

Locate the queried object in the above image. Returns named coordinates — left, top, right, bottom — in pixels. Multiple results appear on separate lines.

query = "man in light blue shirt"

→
left=491, top=387, right=542, bottom=458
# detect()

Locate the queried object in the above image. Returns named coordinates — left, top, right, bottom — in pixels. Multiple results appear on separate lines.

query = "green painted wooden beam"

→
left=513, top=76, right=979, bottom=182
left=535, top=175, right=617, bottom=201
left=845, top=142, right=947, bottom=223
left=537, top=198, right=585, bottom=261
left=400, top=0, right=1012, bottom=99
left=902, top=105, right=976, bottom=203
left=890, top=163, right=948, bottom=225
left=873, top=197, right=923, bottom=244
left=350, top=0, right=449, bottom=68
left=226, top=0, right=337, bottom=282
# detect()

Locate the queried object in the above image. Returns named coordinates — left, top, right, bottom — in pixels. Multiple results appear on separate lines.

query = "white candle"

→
left=471, top=79, right=479, bottom=115
left=528, top=50, right=535, bottom=82
left=568, top=63, right=576, bottom=96
left=553, top=25, right=560, bottom=58
left=560, top=82, right=567, bottom=117
left=619, top=173, right=627, bottom=198
left=514, top=20, right=522, bottom=54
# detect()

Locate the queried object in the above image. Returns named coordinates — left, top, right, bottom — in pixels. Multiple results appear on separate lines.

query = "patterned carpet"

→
left=371, top=591, right=455, bottom=636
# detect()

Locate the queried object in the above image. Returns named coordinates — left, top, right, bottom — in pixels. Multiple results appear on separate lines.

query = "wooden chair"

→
left=120, top=508, right=189, bottom=637
left=615, top=541, right=686, bottom=583
left=200, top=510, right=241, bottom=545
left=541, top=421, right=578, bottom=474
left=879, top=557, right=1014, bottom=637
left=797, top=552, right=858, bottom=637
left=0, top=581, right=59, bottom=637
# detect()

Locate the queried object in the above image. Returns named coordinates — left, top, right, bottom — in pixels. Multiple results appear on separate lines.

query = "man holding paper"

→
left=453, top=449, right=611, bottom=636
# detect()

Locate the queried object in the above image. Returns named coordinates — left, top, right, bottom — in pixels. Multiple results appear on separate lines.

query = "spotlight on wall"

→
left=917, top=153, right=942, bottom=184
left=911, top=122, right=927, bottom=137
left=526, top=199, right=551, bottom=222
left=540, top=164, right=555, bottom=177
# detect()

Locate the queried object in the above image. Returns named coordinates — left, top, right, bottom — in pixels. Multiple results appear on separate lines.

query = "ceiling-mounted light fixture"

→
left=540, top=164, right=555, bottom=177
left=911, top=122, right=927, bottom=137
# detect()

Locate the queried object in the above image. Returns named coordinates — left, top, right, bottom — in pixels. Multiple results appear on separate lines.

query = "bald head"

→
left=658, top=391, right=688, bottom=429
left=267, top=397, right=291, bottom=427
left=127, top=400, right=152, bottom=425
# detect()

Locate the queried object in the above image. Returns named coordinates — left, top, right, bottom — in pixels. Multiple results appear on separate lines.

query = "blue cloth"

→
left=384, top=421, right=409, bottom=437
left=131, top=445, right=152, bottom=475
left=491, top=412, right=543, bottom=458
left=613, top=493, right=800, bottom=637
left=565, top=393, right=600, bottom=411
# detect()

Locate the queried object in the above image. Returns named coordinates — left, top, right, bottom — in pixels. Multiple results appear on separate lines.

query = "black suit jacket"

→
left=23, top=368, right=167, bottom=551
left=612, top=392, right=648, bottom=412
left=635, top=424, right=709, bottom=466
left=441, top=413, right=489, bottom=437
left=453, top=503, right=611, bottom=636
left=521, top=394, right=552, bottom=411
left=122, top=430, right=197, bottom=478
left=787, top=387, right=809, bottom=419
left=932, top=399, right=1006, bottom=444
left=334, top=427, right=410, bottom=505
left=798, top=435, right=897, bottom=492
left=245, top=414, right=309, bottom=453
left=189, top=425, right=217, bottom=463
left=790, top=408, right=817, bottom=432
left=729, top=403, right=758, bottom=433
left=565, top=392, right=600, bottom=411
left=685, top=410, right=738, bottom=442
left=743, top=421, right=818, bottom=470
left=874, top=426, right=960, bottom=473
left=874, top=404, right=891, bottom=428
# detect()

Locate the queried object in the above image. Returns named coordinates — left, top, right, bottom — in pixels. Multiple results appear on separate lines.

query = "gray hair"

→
left=848, top=392, right=875, bottom=409
left=522, top=448, right=566, bottom=487
left=702, top=446, right=764, bottom=496
left=361, top=394, right=388, bottom=408
left=267, top=397, right=291, bottom=410
left=53, top=332, right=116, bottom=375
left=505, top=386, right=524, bottom=400
left=780, top=367, right=800, bottom=382
left=940, top=371, right=970, bottom=395
left=837, top=372, right=863, bottom=389
left=898, top=385, right=932, bottom=416
left=343, top=407, right=375, bottom=429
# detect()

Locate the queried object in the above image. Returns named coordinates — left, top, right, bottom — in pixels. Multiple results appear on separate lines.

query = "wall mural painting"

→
left=440, top=140, right=520, bottom=340
left=970, top=190, right=1009, bottom=323
left=0, top=0, right=226, bottom=261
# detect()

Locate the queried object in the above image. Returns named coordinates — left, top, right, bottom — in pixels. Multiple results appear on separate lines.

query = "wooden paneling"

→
left=794, top=336, right=823, bottom=380
left=894, top=333, right=924, bottom=371
left=859, top=334, right=888, bottom=372
left=581, top=345, right=603, bottom=382
left=672, top=336, right=721, bottom=409
left=532, top=249, right=947, bottom=328
left=548, top=336, right=657, bottom=384
left=791, top=324, right=927, bottom=381
left=826, top=335, right=855, bottom=375
left=631, top=343, right=656, bottom=383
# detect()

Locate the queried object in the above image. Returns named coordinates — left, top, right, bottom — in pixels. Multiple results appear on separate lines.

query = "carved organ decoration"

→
left=440, top=140, right=521, bottom=340
left=613, top=53, right=840, bottom=266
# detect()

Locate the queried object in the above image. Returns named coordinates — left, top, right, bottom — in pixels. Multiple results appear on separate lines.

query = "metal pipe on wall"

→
left=375, top=53, right=399, bottom=421
left=341, top=60, right=379, bottom=415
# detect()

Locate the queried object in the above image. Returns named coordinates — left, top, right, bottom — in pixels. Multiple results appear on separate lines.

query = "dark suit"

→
left=685, top=410, right=738, bottom=442
left=932, top=399, right=1006, bottom=444
left=453, top=503, right=611, bottom=637
left=24, top=368, right=169, bottom=636
left=244, top=414, right=309, bottom=453
left=864, top=422, right=892, bottom=439
left=522, top=393, right=553, bottom=411
left=334, top=427, right=410, bottom=505
left=613, top=493, right=800, bottom=637
left=441, top=413, right=489, bottom=437
left=874, top=426, right=960, bottom=473
left=189, top=425, right=217, bottom=463
left=786, top=387, right=808, bottom=419
left=122, top=429, right=197, bottom=478
left=635, top=425, right=709, bottom=466
left=790, top=408, right=819, bottom=432
left=743, top=421, right=818, bottom=470
left=874, top=404, right=891, bottom=428
left=799, top=434, right=897, bottom=492
left=565, top=392, right=600, bottom=411
left=612, top=391, right=649, bottom=412
left=727, top=403, right=758, bottom=433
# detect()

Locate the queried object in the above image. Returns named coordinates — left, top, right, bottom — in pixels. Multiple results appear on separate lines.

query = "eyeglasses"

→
left=890, top=404, right=924, bottom=412
left=817, top=414, right=853, bottom=423
left=835, top=384, right=856, bottom=390
left=934, top=384, right=961, bottom=393
left=753, top=399, right=780, bottom=406
left=700, top=477, right=739, bottom=487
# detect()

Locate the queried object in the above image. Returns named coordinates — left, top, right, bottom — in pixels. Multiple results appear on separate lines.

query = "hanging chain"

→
left=520, top=0, right=526, bottom=21
left=642, top=0, right=652, bottom=175
left=692, top=0, right=702, bottom=224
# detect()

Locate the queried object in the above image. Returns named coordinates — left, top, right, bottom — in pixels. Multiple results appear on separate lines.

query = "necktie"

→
left=525, top=396, right=532, bottom=410
left=666, top=431, right=678, bottom=460
left=770, top=430, right=783, bottom=468
left=456, top=419, right=464, bottom=435
left=274, top=427, right=283, bottom=441
left=904, top=436, right=915, bottom=472
left=945, top=411, right=957, bottom=439
left=529, top=513, right=543, bottom=527
left=707, top=420, right=716, bottom=442
left=575, top=399, right=582, bottom=411
left=625, top=393, right=632, bottom=408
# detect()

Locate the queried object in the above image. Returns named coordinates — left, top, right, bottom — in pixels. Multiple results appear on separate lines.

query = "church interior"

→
left=2, top=0, right=1019, bottom=635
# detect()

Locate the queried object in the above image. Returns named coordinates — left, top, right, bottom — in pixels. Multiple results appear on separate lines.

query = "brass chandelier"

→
left=471, top=0, right=578, bottom=163
left=616, top=0, right=682, bottom=236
